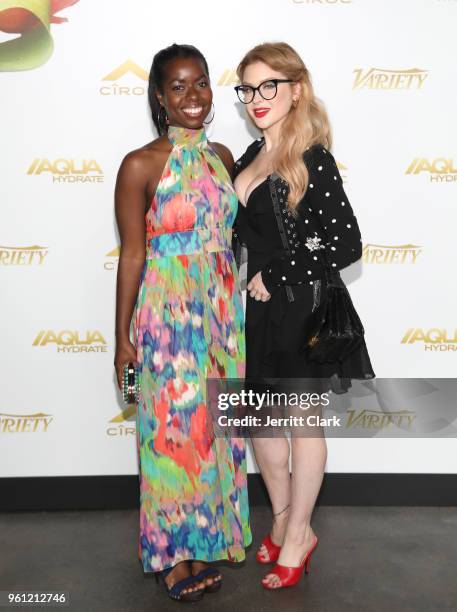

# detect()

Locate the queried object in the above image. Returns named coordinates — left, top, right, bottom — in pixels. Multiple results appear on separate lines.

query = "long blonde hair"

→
left=237, top=42, right=332, bottom=214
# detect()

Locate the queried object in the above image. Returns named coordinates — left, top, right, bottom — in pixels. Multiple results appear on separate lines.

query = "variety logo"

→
left=27, top=158, right=104, bottom=182
left=406, top=158, right=457, bottom=182
left=104, top=246, right=120, bottom=271
left=0, top=0, right=79, bottom=72
left=100, top=59, right=148, bottom=96
left=401, top=328, right=457, bottom=351
left=107, top=406, right=137, bottom=437
left=362, top=244, right=422, bottom=264
left=0, top=244, right=48, bottom=265
left=32, top=330, right=108, bottom=352
left=352, top=68, right=428, bottom=90
left=0, top=411, right=53, bottom=433
left=346, top=409, right=415, bottom=429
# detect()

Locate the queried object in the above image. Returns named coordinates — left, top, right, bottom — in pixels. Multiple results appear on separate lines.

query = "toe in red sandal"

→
left=256, top=533, right=281, bottom=564
left=262, top=535, right=318, bottom=589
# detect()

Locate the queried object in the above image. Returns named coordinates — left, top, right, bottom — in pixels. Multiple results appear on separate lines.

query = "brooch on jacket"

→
left=305, top=232, right=326, bottom=252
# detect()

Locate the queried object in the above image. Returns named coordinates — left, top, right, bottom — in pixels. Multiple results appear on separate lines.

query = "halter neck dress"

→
left=131, top=125, right=252, bottom=572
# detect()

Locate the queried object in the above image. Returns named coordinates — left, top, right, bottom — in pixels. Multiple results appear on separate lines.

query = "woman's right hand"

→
left=247, top=271, right=271, bottom=302
left=114, top=339, right=138, bottom=391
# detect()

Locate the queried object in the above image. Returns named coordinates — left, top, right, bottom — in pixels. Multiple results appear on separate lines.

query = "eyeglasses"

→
left=234, top=79, right=295, bottom=104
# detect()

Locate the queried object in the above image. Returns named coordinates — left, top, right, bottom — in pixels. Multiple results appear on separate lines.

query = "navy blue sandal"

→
left=192, top=566, right=222, bottom=593
left=155, top=566, right=205, bottom=602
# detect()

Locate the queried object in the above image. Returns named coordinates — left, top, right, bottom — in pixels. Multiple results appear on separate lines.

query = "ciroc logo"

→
left=217, top=69, right=238, bottom=87
left=336, top=161, right=348, bottom=182
left=104, top=246, right=120, bottom=271
left=100, top=60, right=147, bottom=96
left=107, top=405, right=137, bottom=437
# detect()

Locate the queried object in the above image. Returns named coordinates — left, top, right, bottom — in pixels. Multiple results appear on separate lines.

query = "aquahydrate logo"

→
left=0, top=244, right=48, bottom=265
left=100, top=59, right=148, bottom=96
left=107, top=406, right=136, bottom=437
left=362, top=244, right=422, bottom=264
left=0, top=412, right=53, bottom=433
left=32, top=330, right=108, bottom=352
left=352, top=68, right=428, bottom=90
left=405, top=158, right=457, bottom=182
left=27, top=159, right=104, bottom=183
left=401, top=329, right=457, bottom=351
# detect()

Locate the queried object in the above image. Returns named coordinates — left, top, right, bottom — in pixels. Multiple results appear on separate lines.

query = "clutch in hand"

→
left=122, top=361, right=139, bottom=404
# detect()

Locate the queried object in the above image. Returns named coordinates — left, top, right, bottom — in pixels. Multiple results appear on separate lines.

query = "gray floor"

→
left=1, top=506, right=456, bottom=612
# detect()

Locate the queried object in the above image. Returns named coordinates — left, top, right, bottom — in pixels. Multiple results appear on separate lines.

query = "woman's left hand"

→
left=247, top=271, right=271, bottom=302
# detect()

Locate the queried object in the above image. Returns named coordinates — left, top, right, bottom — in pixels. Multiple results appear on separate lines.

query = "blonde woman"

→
left=232, top=42, right=375, bottom=590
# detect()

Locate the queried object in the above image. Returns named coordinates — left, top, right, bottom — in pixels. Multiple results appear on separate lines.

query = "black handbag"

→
left=299, top=249, right=366, bottom=363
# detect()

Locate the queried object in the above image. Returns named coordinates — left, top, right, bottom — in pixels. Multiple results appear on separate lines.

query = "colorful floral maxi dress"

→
left=131, top=125, right=252, bottom=573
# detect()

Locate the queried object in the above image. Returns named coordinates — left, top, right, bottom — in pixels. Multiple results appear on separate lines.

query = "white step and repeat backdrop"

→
left=1, top=0, right=456, bottom=477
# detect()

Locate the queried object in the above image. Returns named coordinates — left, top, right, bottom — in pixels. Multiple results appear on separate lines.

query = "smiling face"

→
left=156, top=56, right=212, bottom=129
left=241, top=61, right=300, bottom=131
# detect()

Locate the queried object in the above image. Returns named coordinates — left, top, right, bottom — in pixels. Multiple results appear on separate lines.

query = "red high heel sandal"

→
left=256, top=533, right=282, bottom=564
left=262, top=535, right=318, bottom=589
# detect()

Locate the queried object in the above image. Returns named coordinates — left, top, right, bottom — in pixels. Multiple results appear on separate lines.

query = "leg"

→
left=263, top=434, right=327, bottom=587
left=251, top=435, right=291, bottom=559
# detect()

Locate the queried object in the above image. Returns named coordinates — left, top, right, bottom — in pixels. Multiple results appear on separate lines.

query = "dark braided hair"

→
left=148, top=43, right=210, bottom=135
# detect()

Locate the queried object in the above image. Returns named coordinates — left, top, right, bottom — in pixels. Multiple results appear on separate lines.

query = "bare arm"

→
left=114, top=151, right=149, bottom=388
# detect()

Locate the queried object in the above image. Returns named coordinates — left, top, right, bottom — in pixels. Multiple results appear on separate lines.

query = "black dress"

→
left=232, top=138, right=375, bottom=394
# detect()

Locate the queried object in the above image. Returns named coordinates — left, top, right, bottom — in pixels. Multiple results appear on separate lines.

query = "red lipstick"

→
left=253, top=108, right=270, bottom=118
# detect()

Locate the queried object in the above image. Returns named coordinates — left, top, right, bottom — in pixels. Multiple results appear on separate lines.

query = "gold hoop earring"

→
left=203, top=102, right=215, bottom=125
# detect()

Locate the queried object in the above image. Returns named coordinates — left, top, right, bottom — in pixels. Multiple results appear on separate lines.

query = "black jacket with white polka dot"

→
left=232, top=141, right=363, bottom=296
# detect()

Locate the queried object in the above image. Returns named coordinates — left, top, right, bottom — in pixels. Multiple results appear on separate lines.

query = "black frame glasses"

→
left=234, top=79, right=295, bottom=104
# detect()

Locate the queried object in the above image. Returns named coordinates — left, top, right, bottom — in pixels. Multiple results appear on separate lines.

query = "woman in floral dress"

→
left=114, top=43, right=251, bottom=602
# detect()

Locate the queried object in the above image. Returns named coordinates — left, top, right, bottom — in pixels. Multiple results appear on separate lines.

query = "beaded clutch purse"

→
left=122, top=362, right=139, bottom=404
